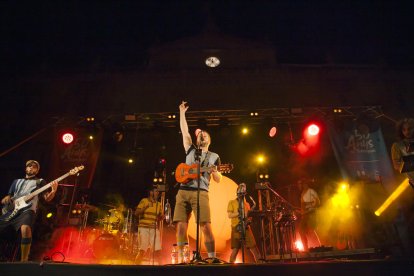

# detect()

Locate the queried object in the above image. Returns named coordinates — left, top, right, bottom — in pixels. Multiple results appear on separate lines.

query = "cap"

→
left=26, top=160, right=40, bottom=170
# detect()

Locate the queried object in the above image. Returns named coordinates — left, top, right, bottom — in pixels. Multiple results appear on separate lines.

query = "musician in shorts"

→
left=173, top=101, right=222, bottom=263
left=227, top=183, right=261, bottom=263
left=134, top=186, right=163, bottom=264
left=0, top=160, right=58, bottom=261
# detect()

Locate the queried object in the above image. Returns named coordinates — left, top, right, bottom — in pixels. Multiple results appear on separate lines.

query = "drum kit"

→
left=76, top=204, right=138, bottom=260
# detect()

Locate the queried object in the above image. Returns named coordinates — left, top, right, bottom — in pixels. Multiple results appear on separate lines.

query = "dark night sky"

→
left=1, top=0, right=413, bottom=74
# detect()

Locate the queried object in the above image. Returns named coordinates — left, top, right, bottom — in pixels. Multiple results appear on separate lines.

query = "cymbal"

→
left=95, top=218, right=107, bottom=224
left=74, top=203, right=98, bottom=211
left=100, top=203, right=116, bottom=208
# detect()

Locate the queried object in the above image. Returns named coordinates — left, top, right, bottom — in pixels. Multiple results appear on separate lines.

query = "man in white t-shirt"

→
left=297, top=178, right=321, bottom=251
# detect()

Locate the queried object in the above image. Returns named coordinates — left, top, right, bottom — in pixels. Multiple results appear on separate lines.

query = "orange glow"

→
left=295, top=240, right=305, bottom=252
left=256, top=154, right=266, bottom=164
left=188, top=176, right=237, bottom=252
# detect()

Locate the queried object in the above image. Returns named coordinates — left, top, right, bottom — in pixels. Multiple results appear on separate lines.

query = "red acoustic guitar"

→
left=175, top=163, right=233, bottom=184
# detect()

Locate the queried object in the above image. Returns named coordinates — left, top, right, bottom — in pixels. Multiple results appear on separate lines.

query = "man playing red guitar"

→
left=173, top=101, right=222, bottom=263
left=0, top=160, right=58, bottom=261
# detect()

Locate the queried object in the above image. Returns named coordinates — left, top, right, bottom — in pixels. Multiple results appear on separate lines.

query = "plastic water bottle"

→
left=171, top=244, right=178, bottom=264
left=183, top=242, right=190, bottom=263
left=165, top=199, right=171, bottom=224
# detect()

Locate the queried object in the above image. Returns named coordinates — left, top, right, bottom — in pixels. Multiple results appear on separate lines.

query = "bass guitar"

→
left=1, top=165, right=84, bottom=222
left=175, top=163, right=233, bottom=184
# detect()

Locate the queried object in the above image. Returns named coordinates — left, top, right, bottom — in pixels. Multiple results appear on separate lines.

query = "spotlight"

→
left=256, top=154, right=266, bottom=164
left=375, top=179, right=410, bottom=216
left=46, top=212, right=54, bottom=219
left=89, top=135, right=94, bottom=140
left=258, top=173, right=269, bottom=179
left=168, top=114, right=177, bottom=119
left=241, top=127, right=249, bottom=135
left=256, top=168, right=269, bottom=182
left=128, top=158, right=134, bottom=164
left=340, top=183, right=348, bottom=191
left=307, top=124, right=320, bottom=136
left=62, top=133, right=74, bottom=144
left=269, top=126, right=277, bottom=138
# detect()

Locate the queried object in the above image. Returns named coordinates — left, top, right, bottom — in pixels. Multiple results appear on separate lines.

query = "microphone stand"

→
left=237, top=192, right=247, bottom=263
left=191, top=137, right=205, bottom=263
left=152, top=197, right=159, bottom=265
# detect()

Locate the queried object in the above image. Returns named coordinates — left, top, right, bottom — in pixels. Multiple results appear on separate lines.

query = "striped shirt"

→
left=137, top=198, right=162, bottom=228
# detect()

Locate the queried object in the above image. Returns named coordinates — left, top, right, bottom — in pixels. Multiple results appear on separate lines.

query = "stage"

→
left=1, top=259, right=414, bottom=276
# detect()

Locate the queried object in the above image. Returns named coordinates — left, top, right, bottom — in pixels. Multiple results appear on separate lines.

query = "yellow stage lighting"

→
left=242, top=127, right=249, bottom=135
left=46, top=212, right=53, bottom=219
left=375, top=178, right=410, bottom=216
left=340, top=182, right=349, bottom=191
left=128, top=158, right=134, bottom=164
left=256, top=154, right=265, bottom=164
left=331, top=182, right=351, bottom=208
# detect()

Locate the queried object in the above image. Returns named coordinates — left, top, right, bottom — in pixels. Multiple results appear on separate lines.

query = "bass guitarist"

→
left=0, top=160, right=58, bottom=261
left=173, top=101, right=222, bottom=263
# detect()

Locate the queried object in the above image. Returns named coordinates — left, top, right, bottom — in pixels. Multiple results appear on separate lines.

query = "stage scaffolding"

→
left=114, top=105, right=385, bottom=129
left=253, top=181, right=298, bottom=261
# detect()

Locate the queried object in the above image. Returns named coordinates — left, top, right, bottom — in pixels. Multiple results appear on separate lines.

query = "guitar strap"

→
left=201, top=151, right=211, bottom=167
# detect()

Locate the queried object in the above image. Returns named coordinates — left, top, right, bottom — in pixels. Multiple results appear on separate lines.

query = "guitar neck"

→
left=24, top=172, right=71, bottom=202
left=200, top=166, right=214, bottom=173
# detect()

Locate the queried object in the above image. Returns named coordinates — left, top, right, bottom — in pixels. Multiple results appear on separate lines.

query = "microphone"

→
left=237, top=183, right=247, bottom=195
left=195, top=129, right=204, bottom=142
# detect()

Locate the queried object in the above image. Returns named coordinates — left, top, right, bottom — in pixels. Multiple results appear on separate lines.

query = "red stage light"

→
left=62, top=133, right=74, bottom=144
left=269, top=126, right=277, bottom=138
left=307, top=124, right=320, bottom=136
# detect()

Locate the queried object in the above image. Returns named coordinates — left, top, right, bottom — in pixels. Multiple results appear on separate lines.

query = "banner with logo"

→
left=51, top=127, right=103, bottom=190
left=328, top=117, right=395, bottom=192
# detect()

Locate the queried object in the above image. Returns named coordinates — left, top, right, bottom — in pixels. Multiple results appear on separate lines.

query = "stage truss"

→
left=117, top=106, right=385, bottom=129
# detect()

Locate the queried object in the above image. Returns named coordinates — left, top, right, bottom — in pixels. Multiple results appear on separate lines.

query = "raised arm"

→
left=179, top=101, right=192, bottom=152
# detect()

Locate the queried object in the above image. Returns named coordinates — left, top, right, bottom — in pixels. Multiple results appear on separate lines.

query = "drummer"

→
left=106, top=206, right=125, bottom=234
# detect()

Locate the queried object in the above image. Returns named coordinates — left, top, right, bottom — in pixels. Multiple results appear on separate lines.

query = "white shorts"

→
left=137, top=226, right=161, bottom=251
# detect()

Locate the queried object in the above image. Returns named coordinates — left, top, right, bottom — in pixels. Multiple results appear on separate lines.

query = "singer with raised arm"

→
left=173, top=101, right=222, bottom=263
left=0, top=160, right=58, bottom=262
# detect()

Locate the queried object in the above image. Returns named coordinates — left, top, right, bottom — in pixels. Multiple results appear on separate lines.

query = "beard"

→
left=26, top=172, right=36, bottom=177
left=198, top=140, right=209, bottom=147
left=26, top=169, right=37, bottom=177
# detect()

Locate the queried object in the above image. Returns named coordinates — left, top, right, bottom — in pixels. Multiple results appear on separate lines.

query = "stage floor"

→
left=1, top=259, right=414, bottom=276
